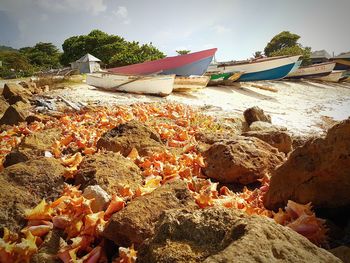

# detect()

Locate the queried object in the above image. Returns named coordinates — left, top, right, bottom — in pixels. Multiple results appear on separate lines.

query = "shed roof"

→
left=311, top=50, right=331, bottom=59
left=334, top=52, right=350, bottom=59
left=76, top=53, right=101, bottom=63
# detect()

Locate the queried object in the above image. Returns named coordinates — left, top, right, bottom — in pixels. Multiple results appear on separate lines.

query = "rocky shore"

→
left=0, top=80, right=349, bottom=262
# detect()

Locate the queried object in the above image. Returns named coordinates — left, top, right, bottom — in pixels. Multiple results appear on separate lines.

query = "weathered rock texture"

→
left=264, top=118, right=350, bottom=210
left=75, top=151, right=143, bottom=194
left=2, top=83, right=31, bottom=105
left=0, top=96, right=9, bottom=117
left=30, top=229, right=63, bottom=263
left=329, top=246, right=350, bottom=263
left=19, top=81, right=38, bottom=94
left=83, top=185, right=111, bottom=213
left=0, top=158, right=65, bottom=231
left=3, top=128, right=62, bottom=167
left=249, top=121, right=287, bottom=132
left=102, top=180, right=197, bottom=246
left=242, top=130, right=292, bottom=154
left=0, top=102, right=31, bottom=125
left=243, top=106, right=271, bottom=126
left=97, top=120, right=164, bottom=156
left=138, top=207, right=340, bottom=263
left=202, top=136, right=285, bottom=184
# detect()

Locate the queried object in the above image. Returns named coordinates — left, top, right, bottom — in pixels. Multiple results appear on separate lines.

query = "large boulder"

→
left=0, top=158, right=65, bottom=232
left=242, top=130, right=292, bottom=154
left=329, top=246, right=350, bottom=263
left=264, top=118, right=350, bottom=210
left=3, top=157, right=66, bottom=201
left=0, top=102, right=31, bottom=126
left=97, top=120, right=164, bottom=156
left=202, top=136, right=285, bottom=184
left=19, top=81, right=38, bottom=94
left=75, top=151, right=143, bottom=194
left=2, top=83, right=31, bottom=105
left=243, top=106, right=271, bottom=126
left=138, top=207, right=340, bottom=263
left=249, top=121, right=287, bottom=132
left=102, top=180, right=197, bottom=246
left=0, top=177, right=39, bottom=232
left=3, top=128, right=62, bottom=167
left=0, top=96, right=9, bottom=118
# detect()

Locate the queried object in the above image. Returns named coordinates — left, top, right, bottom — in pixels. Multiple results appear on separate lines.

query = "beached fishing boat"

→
left=289, top=60, right=302, bottom=74
left=86, top=72, right=175, bottom=97
left=286, top=62, right=336, bottom=79
left=107, top=48, right=217, bottom=76
left=313, top=70, right=346, bottom=82
left=217, top=55, right=300, bottom=81
left=173, top=75, right=210, bottom=92
left=208, top=72, right=243, bottom=86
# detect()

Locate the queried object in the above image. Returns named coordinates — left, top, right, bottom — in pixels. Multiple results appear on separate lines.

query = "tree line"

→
left=1, top=30, right=312, bottom=79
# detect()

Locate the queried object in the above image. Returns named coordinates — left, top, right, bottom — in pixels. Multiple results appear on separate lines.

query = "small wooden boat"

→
left=208, top=72, right=243, bottom=86
left=107, top=48, right=217, bottom=76
left=286, top=62, right=336, bottom=79
left=217, top=55, right=300, bottom=81
left=313, top=70, right=346, bottom=82
left=173, top=75, right=210, bottom=92
left=86, top=72, right=175, bottom=97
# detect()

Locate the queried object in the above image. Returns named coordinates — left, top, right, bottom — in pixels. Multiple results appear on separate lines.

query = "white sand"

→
left=48, top=80, right=350, bottom=136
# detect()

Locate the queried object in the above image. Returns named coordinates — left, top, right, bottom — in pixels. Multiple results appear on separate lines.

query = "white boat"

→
left=313, top=70, right=346, bottom=82
left=217, top=55, right=300, bottom=81
left=286, top=62, right=336, bottom=79
left=173, top=75, right=210, bottom=92
left=86, top=72, right=175, bottom=97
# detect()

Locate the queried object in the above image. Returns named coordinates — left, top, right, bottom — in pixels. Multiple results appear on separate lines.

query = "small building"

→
left=70, top=53, right=101, bottom=74
left=331, top=51, right=350, bottom=70
left=310, top=50, right=331, bottom=64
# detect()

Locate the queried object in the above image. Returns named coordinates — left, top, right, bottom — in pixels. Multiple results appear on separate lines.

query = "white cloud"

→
left=112, top=6, right=131, bottom=25
left=113, top=6, right=128, bottom=18
left=212, top=25, right=231, bottom=34
left=35, top=0, right=107, bottom=15
left=112, top=6, right=130, bottom=25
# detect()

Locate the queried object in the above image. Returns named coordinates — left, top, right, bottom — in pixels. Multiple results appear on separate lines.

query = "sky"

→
left=0, top=0, right=349, bottom=61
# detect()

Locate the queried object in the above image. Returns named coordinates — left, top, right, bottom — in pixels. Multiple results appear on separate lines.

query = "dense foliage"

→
left=19, top=42, right=61, bottom=69
left=176, top=50, right=191, bottom=55
left=264, top=31, right=311, bottom=65
left=60, top=30, right=165, bottom=67
left=0, top=51, right=34, bottom=78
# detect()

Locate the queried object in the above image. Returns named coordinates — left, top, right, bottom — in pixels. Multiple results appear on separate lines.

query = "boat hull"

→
left=313, top=70, right=345, bottom=82
left=173, top=75, right=210, bottom=92
left=239, top=62, right=295, bottom=81
left=286, top=62, right=336, bottom=79
left=86, top=73, right=175, bottom=97
left=219, top=56, right=300, bottom=81
left=107, top=48, right=217, bottom=76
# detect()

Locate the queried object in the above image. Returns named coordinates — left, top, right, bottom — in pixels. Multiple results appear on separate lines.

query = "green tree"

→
left=20, top=42, right=61, bottom=69
left=176, top=50, right=191, bottom=55
left=0, top=51, right=34, bottom=78
left=264, top=31, right=311, bottom=65
left=253, top=51, right=263, bottom=58
left=60, top=30, right=165, bottom=67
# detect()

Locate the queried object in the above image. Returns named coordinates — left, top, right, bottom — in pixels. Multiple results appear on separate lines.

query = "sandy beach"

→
left=48, top=80, right=350, bottom=136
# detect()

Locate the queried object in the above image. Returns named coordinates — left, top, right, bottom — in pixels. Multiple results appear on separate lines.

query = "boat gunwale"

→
left=217, top=55, right=300, bottom=67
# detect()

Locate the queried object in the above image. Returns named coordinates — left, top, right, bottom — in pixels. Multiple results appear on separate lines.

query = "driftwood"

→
left=57, top=96, right=80, bottom=111
left=246, top=84, right=278, bottom=93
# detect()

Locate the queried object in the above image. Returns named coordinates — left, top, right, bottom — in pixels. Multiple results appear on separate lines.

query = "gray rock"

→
left=138, top=207, right=341, bottom=263
left=83, top=185, right=111, bottom=213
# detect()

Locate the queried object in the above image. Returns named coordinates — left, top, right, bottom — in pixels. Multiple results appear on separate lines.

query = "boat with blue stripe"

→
left=217, top=55, right=301, bottom=81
